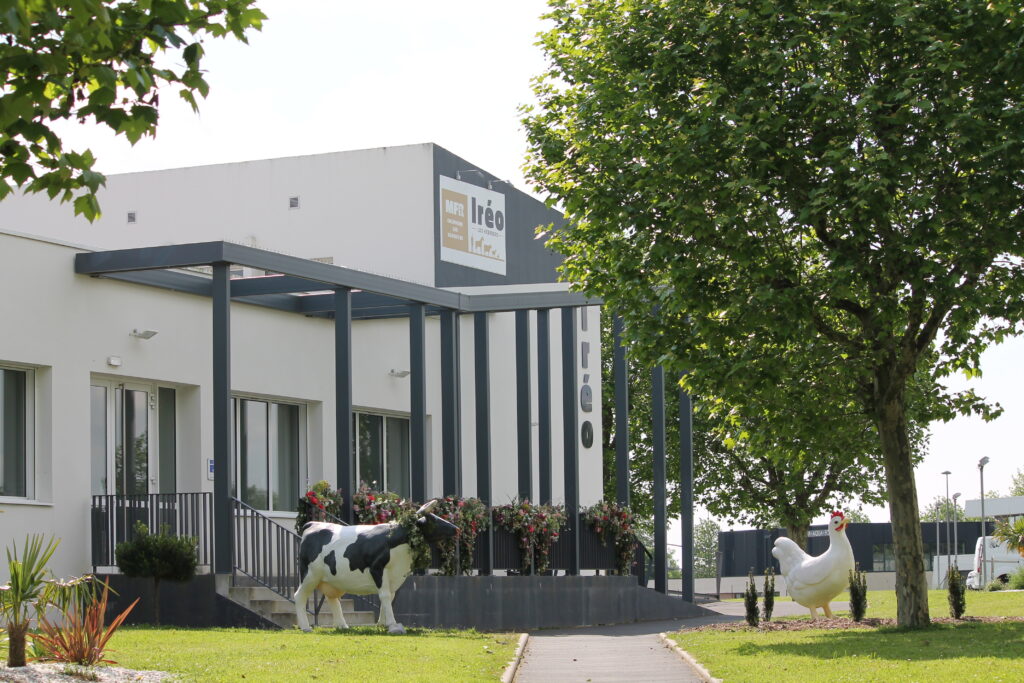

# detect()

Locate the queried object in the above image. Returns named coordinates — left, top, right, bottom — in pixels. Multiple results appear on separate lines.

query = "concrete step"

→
left=270, top=608, right=377, bottom=629
left=226, top=580, right=376, bottom=630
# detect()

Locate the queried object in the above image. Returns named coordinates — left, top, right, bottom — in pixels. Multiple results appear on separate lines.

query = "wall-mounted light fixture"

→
left=456, top=169, right=485, bottom=183
left=388, top=369, right=411, bottom=378
left=107, top=356, right=123, bottom=367
left=130, top=328, right=159, bottom=339
left=487, top=178, right=512, bottom=191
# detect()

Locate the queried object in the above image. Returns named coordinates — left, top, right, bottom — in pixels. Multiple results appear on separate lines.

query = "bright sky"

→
left=54, top=1, right=1022, bottom=532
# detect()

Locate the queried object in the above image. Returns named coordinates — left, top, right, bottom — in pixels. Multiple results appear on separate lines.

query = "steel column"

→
left=335, top=289, right=354, bottom=522
left=441, top=309, right=462, bottom=496
left=679, top=383, right=694, bottom=602
left=474, top=312, right=493, bottom=573
left=410, top=303, right=427, bottom=502
left=515, top=310, right=532, bottom=501
left=613, top=316, right=630, bottom=506
left=561, top=307, right=580, bottom=575
left=537, top=309, right=552, bottom=504
left=652, top=366, right=667, bottom=594
left=212, top=263, right=233, bottom=574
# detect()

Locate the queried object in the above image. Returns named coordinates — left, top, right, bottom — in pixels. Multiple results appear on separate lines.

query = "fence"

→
left=91, top=493, right=213, bottom=571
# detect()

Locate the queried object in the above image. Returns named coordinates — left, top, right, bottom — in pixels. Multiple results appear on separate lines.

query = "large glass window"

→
left=354, top=412, right=410, bottom=499
left=1, top=368, right=31, bottom=498
left=233, top=398, right=304, bottom=512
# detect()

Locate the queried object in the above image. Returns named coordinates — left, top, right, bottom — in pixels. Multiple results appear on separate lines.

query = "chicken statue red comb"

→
left=831, top=510, right=845, bottom=519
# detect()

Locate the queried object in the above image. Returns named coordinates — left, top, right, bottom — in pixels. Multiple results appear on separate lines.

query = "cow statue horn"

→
left=416, top=499, right=438, bottom=515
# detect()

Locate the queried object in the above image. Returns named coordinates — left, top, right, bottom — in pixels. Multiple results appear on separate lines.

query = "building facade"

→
left=0, top=144, right=607, bottom=581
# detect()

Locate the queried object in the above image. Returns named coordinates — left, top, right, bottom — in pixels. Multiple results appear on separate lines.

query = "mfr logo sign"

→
left=439, top=175, right=507, bottom=275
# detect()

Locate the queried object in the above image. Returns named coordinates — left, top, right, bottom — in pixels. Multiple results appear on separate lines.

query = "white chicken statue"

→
left=772, top=510, right=855, bottom=619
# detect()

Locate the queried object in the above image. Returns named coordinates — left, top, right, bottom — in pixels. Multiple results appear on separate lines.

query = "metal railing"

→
left=91, top=493, right=213, bottom=571
left=231, top=497, right=303, bottom=600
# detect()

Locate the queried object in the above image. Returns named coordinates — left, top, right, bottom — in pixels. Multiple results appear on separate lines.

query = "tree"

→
left=843, top=508, right=872, bottom=524
left=0, top=1, right=264, bottom=219
left=920, top=496, right=972, bottom=523
left=1011, top=469, right=1024, bottom=497
left=600, top=315, right=925, bottom=551
left=693, top=517, right=719, bottom=579
left=524, top=0, right=1024, bottom=627
left=115, top=522, right=198, bottom=625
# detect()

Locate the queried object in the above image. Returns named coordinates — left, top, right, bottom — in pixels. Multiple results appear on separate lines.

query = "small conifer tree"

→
left=763, top=566, right=776, bottom=621
left=848, top=565, right=868, bottom=622
left=947, top=566, right=966, bottom=619
left=744, top=569, right=759, bottom=627
left=115, top=522, right=197, bottom=625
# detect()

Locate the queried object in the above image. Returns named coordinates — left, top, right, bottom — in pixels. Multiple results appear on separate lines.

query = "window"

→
left=873, top=542, right=934, bottom=571
left=1, top=367, right=32, bottom=498
left=354, top=411, right=410, bottom=498
left=233, top=398, right=304, bottom=511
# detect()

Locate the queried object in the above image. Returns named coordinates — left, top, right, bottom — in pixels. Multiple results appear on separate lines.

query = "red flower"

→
left=368, top=495, right=376, bottom=502
left=528, top=525, right=535, bottom=533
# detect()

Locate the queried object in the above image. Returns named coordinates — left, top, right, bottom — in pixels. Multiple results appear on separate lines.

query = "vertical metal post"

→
left=561, top=307, right=580, bottom=575
left=679, top=383, right=694, bottom=602
left=613, top=316, right=630, bottom=506
left=537, top=309, right=552, bottom=504
left=441, top=309, right=461, bottom=497
left=409, top=303, right=427, bottom=503
left=335, top=288, right=354, bottom=522
left=652, top=366, right=667, bottom=594
left=516, top=310, right=533, bottom=501
left=474, top=312, right=493, bottom=573
left=212, top=263, right=232, bottom=574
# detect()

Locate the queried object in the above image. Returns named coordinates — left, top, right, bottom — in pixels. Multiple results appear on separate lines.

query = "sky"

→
left=53, top=2, right=1022, bottom=531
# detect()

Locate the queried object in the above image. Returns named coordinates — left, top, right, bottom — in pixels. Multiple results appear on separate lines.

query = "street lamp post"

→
left=943, top=470, right=952, bottom=582
left=952, top=492, right=961, bottom=569
left=979, top=456, right=990, bottom=586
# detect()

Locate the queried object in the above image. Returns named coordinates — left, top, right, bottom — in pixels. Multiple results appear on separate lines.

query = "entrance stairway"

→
left=224, top=576, right=376, bottom=629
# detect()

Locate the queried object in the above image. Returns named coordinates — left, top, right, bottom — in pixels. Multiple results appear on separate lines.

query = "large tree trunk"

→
left=876, top=387, right=930, bottom=628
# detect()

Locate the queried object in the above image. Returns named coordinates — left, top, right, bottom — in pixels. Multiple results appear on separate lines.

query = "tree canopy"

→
left=0, top=0, right=264, bottom=219
left=524, top=0, right=1024, bottom=627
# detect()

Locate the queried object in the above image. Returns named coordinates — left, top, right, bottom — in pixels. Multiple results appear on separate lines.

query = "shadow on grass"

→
left=732, top=621, right=1024, bottom=662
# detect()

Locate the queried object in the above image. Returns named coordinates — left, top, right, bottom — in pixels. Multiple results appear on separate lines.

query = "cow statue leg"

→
left=376, top=572, right=404, bottom=634
left=327, top=594, right=349, bottom=629
left=293, top=573, right=319, bottom=632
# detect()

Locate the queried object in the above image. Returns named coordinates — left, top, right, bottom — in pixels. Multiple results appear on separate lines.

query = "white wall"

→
left=0, top=145, right=437, bottom=285
left=0, top=232, right=602, bottom=579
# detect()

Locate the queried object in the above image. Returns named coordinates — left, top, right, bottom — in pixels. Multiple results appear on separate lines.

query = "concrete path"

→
left=702, top=599, right=850, bottom=618
left=514, top=615, right=739, bottom=683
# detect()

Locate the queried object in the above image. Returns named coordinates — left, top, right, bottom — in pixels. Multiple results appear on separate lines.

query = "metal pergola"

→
left=74, top=240, right=694, bottom=600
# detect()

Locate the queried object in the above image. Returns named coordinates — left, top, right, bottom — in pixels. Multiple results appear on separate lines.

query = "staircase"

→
left=225, top=577, right=376, bottom=629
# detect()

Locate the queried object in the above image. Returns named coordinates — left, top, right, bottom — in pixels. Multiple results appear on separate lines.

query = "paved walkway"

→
left=513, top=600, right=851, bottom=682
left=514, top=614, right=739, bottom=683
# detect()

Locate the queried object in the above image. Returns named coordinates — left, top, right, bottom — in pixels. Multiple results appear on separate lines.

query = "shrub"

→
left=985, top=578, right=1006, bottom=591
left=115, top=522, right=197, bottom=625
left=743, top=570, right=759, bottom=628
left=583, top=501, right=637, bottom=575
left=762, top=567, right=775, bottom=622
left=1009, top=566, right=1024, bottom=591
left=33, top=581, right=138, bottom=666
left=947, top=567, right=967, bottom=619
left=848, top=566, right=868, bottom=622
left=295, top=480, right=345, bottom=533
left=1, top=535, right=60, bottom=667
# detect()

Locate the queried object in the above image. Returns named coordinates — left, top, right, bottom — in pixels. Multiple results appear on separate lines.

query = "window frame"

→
left=352, top=409, right=411, bottom=498
left=231, top=394, right=308, bottom=514
left=0, top=364, right=35, bottom=500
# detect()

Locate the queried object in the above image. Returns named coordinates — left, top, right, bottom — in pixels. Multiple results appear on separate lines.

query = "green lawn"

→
left=101, top=626, right=518, bottom=682
left=674, top=590, right=1024, bottom=682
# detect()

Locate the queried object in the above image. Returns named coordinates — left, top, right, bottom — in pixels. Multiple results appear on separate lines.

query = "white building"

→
left=0, top=143, right=605, bottom=583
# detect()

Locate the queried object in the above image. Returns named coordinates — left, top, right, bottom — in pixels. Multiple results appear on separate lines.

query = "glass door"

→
left=91, top=381, right=159, bottom=495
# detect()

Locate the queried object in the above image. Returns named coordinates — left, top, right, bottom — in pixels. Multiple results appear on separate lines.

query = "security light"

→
left=388, top=369, right=411, bottom=378
left=130, top=328, right=158, bottom=339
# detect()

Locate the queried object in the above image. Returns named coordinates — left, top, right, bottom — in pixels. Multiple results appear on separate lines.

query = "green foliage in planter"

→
left=584, top=501, right=637, bottom=575
left=114, top=523, right=197, bottom=625
left=743, top=570, right=759, bottom=628
left=849, top=566, right=869, bottom=622
left=350, top=484, right=429, bottom=572
left=295, top=480, right=345, bottom=533
left=947, top=566, right=967, bottom=619
left=762, top=567, right=775, bottom=622
left=492, top=500, right=567, bottom=574
left=434, top=496, right=490, bottom=576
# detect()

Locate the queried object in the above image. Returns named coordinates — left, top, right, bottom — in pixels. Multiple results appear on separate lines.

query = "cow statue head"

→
left=414, top=499, right=458, bottom=543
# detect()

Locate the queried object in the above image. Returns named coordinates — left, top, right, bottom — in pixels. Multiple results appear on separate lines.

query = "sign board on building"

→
left=439, top=175, right=507, bottom=275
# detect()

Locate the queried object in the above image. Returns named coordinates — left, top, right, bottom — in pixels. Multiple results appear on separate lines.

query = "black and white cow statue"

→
left=294, top=499, right=456, bottom=633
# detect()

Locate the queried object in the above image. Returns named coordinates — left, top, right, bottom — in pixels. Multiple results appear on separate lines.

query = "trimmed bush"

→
left=744, top=570, right=759, bottom=628
left=947, top=567, right=967, bottom=619
left=1008, top=566, right=1024, bottom=591
left=984, top=578, right=1006, bottom=592
left=762, top=567, right=775, bottom=622
left=848, top=566, right=868, bottom=622
left=115, top=522, right=197, bottom=625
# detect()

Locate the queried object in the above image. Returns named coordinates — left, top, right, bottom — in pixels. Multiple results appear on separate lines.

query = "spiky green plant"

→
left=743, top=570, right=759, bottom=627
left=848, top=566, right=869, bottom=622
left=763, top=566, right=776, bottom=621
left=947, top=566, right=967, bottom=619
left=1, top=535, right=60, bottom=667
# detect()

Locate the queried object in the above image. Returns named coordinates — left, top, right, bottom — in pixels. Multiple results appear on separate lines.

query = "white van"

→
left=966, top=536, right=1024, bottom=589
